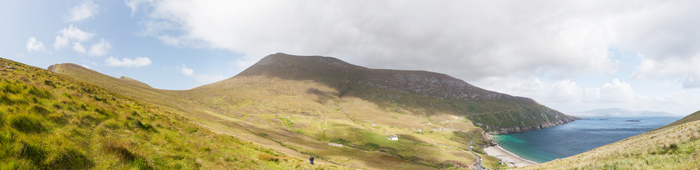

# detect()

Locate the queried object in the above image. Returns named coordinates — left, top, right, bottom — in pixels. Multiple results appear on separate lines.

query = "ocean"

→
left=492, top=116, right=681, bottom=163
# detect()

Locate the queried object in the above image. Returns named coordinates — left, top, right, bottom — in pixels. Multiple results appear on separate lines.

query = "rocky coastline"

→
left=483, top=116, right=581, bottom=135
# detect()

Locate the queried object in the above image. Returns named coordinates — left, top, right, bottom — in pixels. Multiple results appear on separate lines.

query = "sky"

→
left=2, top=0, right=700, bottom=115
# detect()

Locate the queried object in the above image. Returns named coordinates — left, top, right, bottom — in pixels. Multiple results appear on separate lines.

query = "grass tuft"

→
left=29, top=105, right=50, bottom=115
left=27, top=86, right=51, bottom=99
left=47, top=149, right=94, bottom=169
left=19, top=141, right=46, bottom=166
left=10, top=114, right=45, bottom=133
left=257, top=153, right=279, bottom=162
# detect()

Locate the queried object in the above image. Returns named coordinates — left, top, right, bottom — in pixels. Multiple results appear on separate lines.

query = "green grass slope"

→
left=0, top=58, right=339, bottom=169
left=54, top=58, right=502, bottom=169
left=660, top=110, right=700, bottom=129
left=520, top=111, right=700, bottom=170
left=53, top=53, right=576, bottom=170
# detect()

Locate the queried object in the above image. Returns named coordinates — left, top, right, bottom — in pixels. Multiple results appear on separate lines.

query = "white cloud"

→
left=479, top=77, right=700, bottom=114
left=599, top=79, right=635, bottom=102
left=135, top=0, right=700, bottom=86
left=54, top=36, right=69, bottom=49
left=631, top=56, right=700, bottom=89
left=54, top=25, right=93, bottom=50
left=125, top=0, right=153, bottom=16
left=26, top=37, right=45, bottom=52
left=130, top=1, right=700, bottom=113
left=64, top=0, right=99, bottom=22
left=177, top=64, right=194, bottom=75
left=72, top=42, right=86, bottom=54
left=681, top=74, right=700, bottom=89
left=134, top=1, right=626, bottom=81
left=105, top=56, right=152, bottom=67
left=81, top=64, right=91, bottom=69
left=88, top=39, right=112, bottom=56
left=484, top=78, right=636, bottom=104
left=176, top=64, right=226, bottom=84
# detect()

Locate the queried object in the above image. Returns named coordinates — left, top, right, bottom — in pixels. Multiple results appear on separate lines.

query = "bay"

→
left=492, top=116, right=681, bottom=163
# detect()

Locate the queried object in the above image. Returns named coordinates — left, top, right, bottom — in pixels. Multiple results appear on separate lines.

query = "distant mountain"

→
left=572, top=107, right=676, bottom=117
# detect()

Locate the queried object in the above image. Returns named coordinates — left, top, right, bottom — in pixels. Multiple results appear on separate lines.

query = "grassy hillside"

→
left=52, top=57, right=515, bottom=169
left=521, top=111, right=700, bottom=170
left=660, top=110, right=700, bottom=129
left=225, top=53, right=578, bottom=134
left=0, top=58, right=340, bottom=169
left=51, top=53, right=577, bottom=169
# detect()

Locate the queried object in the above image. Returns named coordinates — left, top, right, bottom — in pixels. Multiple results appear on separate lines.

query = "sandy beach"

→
left=483, top=145, right=538, bottom=167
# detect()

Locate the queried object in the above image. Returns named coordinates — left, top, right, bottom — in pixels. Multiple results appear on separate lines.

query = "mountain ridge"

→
left=200, top=53, right=578, bottom=134
left=572, top=107, right=676, bottom=117
left=237, top=53, right=538, bottom=103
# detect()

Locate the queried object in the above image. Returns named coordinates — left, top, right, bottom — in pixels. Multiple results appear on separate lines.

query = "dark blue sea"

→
left=492, top=116, right=681, bottom=163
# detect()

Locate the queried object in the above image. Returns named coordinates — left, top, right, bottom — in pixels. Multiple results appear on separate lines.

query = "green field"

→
left=0, top=58, right=341, bottom=169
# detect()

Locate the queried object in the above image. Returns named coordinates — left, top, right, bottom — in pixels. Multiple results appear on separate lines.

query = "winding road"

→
left=467, top=132, right=488, bottom=170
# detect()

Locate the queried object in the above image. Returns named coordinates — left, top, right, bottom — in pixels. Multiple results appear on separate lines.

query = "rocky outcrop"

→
left=360, top=70, right=536, bottom=103
left=478, top=116, right=580, bottom=135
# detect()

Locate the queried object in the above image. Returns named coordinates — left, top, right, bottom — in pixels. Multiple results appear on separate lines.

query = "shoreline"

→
left=484, top=143, right=538, bottom=167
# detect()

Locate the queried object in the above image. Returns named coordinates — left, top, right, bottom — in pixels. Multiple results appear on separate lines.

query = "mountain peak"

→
left=233, top=53, right=535, bottom=103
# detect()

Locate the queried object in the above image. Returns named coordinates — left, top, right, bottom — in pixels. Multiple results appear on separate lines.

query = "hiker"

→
left=309, top=156, right=314, bottom=165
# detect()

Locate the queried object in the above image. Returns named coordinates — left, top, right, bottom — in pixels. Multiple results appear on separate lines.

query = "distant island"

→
left=569, top=107, right=677, bottom=117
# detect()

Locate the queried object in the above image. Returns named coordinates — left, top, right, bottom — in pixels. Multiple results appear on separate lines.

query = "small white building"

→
left=328, top=142, right=343, bottom=147
left=387, top=135, right=398, bottom=140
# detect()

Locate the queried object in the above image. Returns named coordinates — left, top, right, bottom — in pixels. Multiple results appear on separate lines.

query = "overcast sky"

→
left=2, top=0, right=700, bottom=115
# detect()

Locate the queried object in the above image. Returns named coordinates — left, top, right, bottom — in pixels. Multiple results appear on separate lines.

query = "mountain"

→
left=0, top=58, right=334, bottom=169
left=522, top=110, right=700, bottom=169
left=49, top=53, right=578, bottom=169
left=572, top=107, right=676, bottom=117
left=199, top=53, right=578, bottom=134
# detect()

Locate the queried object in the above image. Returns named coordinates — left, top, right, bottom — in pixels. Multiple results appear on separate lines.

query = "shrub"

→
left=10, top=114, right=45, bottom=133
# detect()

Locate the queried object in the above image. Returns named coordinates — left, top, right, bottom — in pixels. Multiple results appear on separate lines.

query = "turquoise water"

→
left=492, top=116, right=681, bottom=163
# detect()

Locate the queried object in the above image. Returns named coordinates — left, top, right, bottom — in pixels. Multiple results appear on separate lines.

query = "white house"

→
left=328, top=142, right=343, bottom=147
left=387, top=135, right=398, bottom=140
